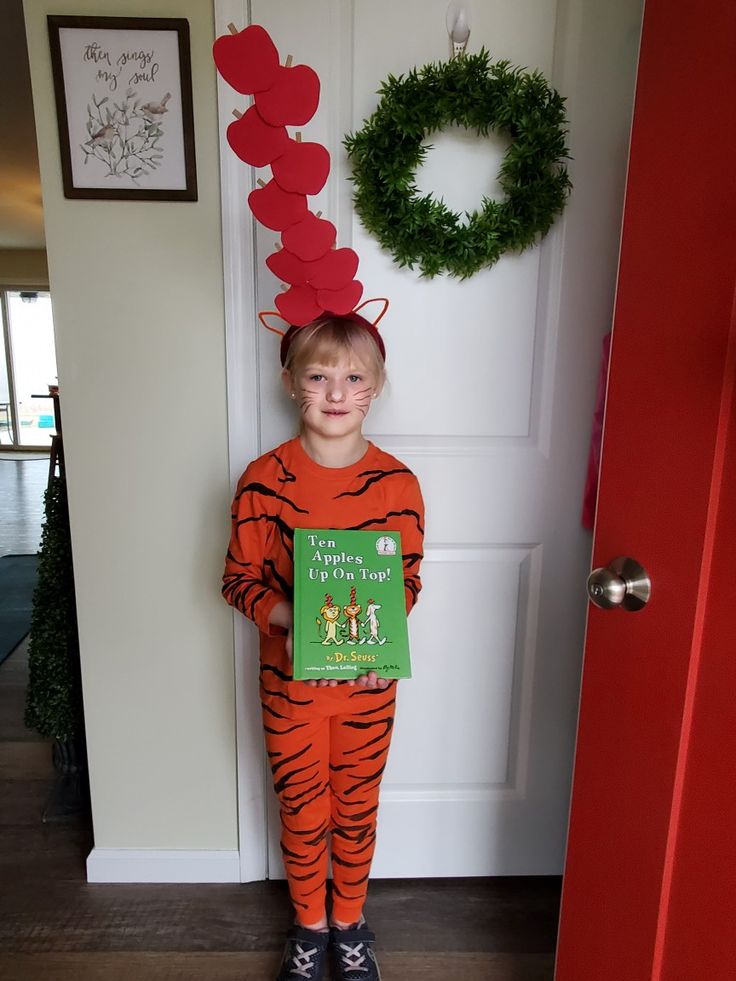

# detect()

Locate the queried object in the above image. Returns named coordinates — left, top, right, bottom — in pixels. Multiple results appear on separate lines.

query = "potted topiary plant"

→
left=24, top=474, right=89, bottom=820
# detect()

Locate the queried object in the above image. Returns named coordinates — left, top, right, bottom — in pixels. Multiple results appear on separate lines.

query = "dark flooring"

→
left=0, top=458, right=562, bottom=980
left=0, top=456, right=47, bottom=556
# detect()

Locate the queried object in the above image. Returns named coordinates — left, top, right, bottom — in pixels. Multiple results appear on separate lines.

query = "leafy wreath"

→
left=344, top=50, right=572, bottom=279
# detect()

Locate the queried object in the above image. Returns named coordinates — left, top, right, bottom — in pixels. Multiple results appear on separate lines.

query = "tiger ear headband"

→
left=212, top=23, right=389, bottom=364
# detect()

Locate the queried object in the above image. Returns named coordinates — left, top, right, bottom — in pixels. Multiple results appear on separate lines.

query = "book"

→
left=292, top=528, right=411, bottom=680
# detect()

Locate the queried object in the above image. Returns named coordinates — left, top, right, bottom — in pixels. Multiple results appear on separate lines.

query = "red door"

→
left=555, top=0, right=736, bottom=978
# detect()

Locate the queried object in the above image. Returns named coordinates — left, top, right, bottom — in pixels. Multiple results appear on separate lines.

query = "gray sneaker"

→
left=276, top=925, right=330, bottom=980
left=329, top=922, right=381, bottom=981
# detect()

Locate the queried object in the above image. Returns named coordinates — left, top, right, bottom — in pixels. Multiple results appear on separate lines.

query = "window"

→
left=0, top=290, right=58, bottom=449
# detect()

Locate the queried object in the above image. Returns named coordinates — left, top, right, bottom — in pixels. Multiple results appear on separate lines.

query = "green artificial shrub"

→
left=25, top=476, right=83, bottom=742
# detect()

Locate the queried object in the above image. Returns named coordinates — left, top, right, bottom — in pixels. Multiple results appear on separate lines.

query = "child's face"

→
left=286, top=352, right=380, bottom=442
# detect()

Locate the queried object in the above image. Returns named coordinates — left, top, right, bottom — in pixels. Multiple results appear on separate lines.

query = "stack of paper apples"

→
left=213, top=24, right=363, bottom=325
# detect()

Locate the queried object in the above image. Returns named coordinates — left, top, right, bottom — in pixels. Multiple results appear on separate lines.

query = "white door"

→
left=216, top=0, right=644, bottom=879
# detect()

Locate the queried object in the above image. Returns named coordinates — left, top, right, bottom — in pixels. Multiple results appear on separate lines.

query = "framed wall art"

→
left=47, top=16, right=198, bottom=201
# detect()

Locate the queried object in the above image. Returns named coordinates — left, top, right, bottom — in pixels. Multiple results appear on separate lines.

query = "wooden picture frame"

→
left=47, top=16, right=197, bottom=201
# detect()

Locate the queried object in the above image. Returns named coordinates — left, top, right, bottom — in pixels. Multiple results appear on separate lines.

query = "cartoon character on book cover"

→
left=360, top=598, right=387, bottom=645
left=343, top=587, right=362, bottom=644
left=319, top=594, right=341, bottom=645
left=315, top=586, right=388, bottom=646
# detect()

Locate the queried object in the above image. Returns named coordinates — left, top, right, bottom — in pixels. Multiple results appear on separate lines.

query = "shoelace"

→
left=287, top=941, right=319, bottom=979
left=337, top=941, right=369, bottom=974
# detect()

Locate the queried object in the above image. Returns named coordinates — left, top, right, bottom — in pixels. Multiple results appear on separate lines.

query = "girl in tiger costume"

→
left=223, top=313, right=424, bottom=981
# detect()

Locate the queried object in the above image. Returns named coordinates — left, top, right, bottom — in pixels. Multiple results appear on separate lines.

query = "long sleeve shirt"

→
left=223, top=436, right=424, bottom=685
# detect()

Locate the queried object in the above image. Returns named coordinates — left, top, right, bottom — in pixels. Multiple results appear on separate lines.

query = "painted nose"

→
left=326, top=385, right=345, bottom=403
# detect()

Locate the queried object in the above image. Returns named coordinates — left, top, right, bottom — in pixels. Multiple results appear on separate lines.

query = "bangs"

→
left=285, top=318, right=384, bottom=378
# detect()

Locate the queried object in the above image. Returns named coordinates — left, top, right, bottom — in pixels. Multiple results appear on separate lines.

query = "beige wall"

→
left=24, top=0, right=237, bottom=850
left=0, top=249, right=49, bottom=288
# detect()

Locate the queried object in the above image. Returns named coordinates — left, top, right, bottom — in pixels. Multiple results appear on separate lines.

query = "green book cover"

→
left=292, top=528, right=411, bottom=680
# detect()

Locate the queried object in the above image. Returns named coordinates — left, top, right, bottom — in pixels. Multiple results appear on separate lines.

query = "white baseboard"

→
left=86, top=848, right=241, bottom=883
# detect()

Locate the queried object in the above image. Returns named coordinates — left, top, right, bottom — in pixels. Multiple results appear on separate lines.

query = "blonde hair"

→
left=283, top=317, right=386, bottom=385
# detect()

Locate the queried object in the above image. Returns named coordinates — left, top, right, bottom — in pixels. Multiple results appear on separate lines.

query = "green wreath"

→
left=344, top=51, right=572, bottom=279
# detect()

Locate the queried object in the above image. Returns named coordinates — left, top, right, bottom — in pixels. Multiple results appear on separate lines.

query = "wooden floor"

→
left=0, top=456, right=47, bottom=556
left=0, top=459, right=562, bottom=980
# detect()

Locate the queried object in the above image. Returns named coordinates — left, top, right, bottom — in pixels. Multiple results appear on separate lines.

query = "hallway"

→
left=0, top=458, right=561, bottom=980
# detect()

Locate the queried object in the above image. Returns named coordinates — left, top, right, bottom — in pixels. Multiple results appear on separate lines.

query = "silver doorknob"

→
left=587, top=556, right=651, bottom=611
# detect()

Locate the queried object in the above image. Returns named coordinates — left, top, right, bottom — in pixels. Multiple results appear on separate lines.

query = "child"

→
left=223, top=312, right=424, bottom=981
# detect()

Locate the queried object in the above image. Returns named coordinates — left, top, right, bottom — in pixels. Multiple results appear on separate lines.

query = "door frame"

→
left=216, top=0, right=268, bottom=884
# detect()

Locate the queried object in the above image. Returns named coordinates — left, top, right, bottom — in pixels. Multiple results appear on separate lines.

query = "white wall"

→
left=24, top=0, right=238, bottom=855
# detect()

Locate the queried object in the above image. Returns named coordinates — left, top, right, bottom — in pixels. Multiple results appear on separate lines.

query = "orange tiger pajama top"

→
left=222, top=437, right=424, bottom=924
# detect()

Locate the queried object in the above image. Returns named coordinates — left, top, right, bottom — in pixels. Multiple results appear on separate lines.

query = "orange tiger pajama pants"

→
left=261, top=678, right=397, bottom=926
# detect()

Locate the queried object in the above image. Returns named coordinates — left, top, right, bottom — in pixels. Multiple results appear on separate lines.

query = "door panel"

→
left=556, top=0, right=736, bottom=975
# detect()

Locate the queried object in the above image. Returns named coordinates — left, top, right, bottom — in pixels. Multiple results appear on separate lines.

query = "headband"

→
left=213, top=24, right=389, bottom=356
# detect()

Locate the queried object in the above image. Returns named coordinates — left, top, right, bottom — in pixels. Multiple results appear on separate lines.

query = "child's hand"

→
left=268, top=601, right=294, bottom=662
left=303, top=673, right=392, bottom=689
left=303, top=673, right=393, bottom=689
left=346, top=671, right=391, bottom=690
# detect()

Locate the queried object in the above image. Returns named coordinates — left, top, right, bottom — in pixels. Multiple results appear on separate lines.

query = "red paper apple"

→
left=255, top=64, right=320, bottom=126
left=282, top=212, right=336, bottom=261
left=213, top=25, right=280, bottom=94
left=317, top=280, right=364, bottom=315
left=266, top=248, right=311, bottom=286
left=306, top=248, right=359, bottom=290
left=248, top=180, right=307, bottom=231
left=271, top=139, right=330, bottom=195
left=227, top=106, right=289, bottom=167
left=275, top=285, right=323, bottom=326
